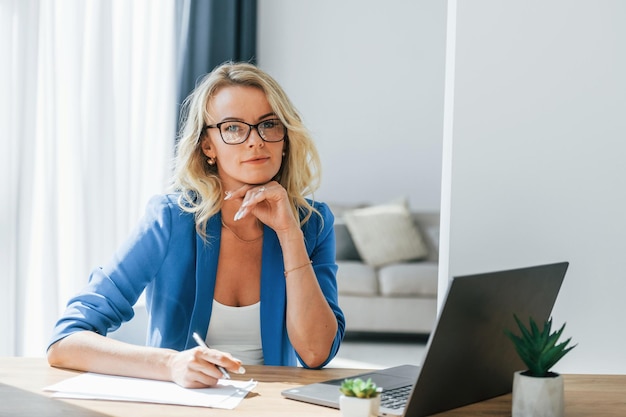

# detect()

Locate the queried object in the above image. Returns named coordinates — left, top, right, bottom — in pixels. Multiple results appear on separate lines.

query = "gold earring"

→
left=207, top=157, right=216, bottom=166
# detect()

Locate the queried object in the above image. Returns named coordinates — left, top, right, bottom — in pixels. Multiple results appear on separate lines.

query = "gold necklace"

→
left=221, top=219, right=263, bottom=243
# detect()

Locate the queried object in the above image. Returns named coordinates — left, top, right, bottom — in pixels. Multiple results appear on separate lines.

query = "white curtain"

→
left=0, top=0, right=176, bottom=356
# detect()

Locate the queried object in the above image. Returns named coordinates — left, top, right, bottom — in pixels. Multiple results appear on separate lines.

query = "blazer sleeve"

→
left=47, top=194, right=177, bottom=349
left=297, top=201, right=346, bottom=368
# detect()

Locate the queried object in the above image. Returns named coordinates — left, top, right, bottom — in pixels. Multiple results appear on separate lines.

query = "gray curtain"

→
left=176, top=0, right=257, bottom=126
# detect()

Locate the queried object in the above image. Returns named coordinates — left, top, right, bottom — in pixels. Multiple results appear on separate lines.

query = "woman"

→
left=47, top=62, right=345, bottom=388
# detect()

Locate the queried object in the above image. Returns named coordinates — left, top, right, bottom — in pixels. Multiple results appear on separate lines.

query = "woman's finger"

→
left=224, top=183, right=264, bottom=201
left=195, top=346, right=246, bottom=376
left=234, top=185, right=271, bottom=221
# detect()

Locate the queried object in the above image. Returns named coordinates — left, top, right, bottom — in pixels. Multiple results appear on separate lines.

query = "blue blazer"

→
left=49, top=194, right=345, bottom=367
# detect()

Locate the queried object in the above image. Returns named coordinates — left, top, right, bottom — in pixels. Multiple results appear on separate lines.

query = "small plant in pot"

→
left=339, top=378, right=382, bottom=417
left=505, top=314, right=577, bottom=417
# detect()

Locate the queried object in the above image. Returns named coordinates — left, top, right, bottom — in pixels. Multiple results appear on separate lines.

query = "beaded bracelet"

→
left=284, top=260, right=312, bottom=277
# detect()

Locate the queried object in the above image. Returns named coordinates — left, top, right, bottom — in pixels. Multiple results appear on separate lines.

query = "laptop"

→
left=282, top=262, right=569, bottom=416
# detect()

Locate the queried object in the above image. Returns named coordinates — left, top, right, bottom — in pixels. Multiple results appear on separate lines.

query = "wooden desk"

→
left=1, top=357, right=625, bottom=416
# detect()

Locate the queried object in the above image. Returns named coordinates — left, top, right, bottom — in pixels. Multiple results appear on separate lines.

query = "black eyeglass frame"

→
left=203, top=118, right=287, bottom=145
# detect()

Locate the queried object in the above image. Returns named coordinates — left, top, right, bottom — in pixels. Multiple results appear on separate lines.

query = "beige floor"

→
left=328, top=335, right=428, bottom=369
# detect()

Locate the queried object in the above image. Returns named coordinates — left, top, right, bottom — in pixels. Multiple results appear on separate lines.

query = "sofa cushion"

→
left=335, top=261, right=378, bottom=296
left=378, top=262, right=438, bottom=297
left=343, top=200, right=429, bottom=268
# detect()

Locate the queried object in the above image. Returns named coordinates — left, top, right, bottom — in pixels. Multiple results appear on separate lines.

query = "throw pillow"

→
left=343, top=200, right=429, bottom=268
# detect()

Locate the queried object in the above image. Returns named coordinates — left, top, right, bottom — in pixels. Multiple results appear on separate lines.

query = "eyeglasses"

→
left=204, top=119, right=286, bottom=145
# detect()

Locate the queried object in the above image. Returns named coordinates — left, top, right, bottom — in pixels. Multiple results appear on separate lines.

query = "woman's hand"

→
left=168, top=347, right=244, bottom=388
left=226, top=181, right=300, bottom=235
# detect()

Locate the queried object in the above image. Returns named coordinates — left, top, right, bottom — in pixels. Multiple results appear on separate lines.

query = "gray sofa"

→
left=332, top=205, right=440, bottom=335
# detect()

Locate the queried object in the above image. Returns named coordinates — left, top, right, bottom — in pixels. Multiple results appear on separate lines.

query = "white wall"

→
left=442, top=0, right=626, bottom=374
left=257, top=0, right=447, bottom=210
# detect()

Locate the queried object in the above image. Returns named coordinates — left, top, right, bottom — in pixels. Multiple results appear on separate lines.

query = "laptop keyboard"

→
left=380, top=385, right=412, bottom=409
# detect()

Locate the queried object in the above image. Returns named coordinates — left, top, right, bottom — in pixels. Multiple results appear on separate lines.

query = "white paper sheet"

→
left=44, top=372, right=257, bottom=409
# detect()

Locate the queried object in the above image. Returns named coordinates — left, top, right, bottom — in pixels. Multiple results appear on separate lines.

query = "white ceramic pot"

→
left=512, top=370, right=564, bottom=417
left=339, top=395, right=381, bottom=417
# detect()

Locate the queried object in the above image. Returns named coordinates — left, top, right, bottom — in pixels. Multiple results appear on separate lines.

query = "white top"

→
left=205, top=299, right=264, bottom=365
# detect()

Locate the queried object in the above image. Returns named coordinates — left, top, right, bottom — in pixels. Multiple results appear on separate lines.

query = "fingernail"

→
left=236, top=366, right=246, bottom=374
left=234, top=208, right=246, bottom=221
left=224, top=191, right=233, bottom=200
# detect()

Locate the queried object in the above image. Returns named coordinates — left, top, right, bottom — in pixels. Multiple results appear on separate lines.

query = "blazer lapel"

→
left=260, top=226, right=288, bottom=364
left=186, top=213, right=222, bottom=348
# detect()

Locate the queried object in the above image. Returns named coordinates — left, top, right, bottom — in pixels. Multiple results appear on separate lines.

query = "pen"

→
left=192, top=332, right=231, bottom=380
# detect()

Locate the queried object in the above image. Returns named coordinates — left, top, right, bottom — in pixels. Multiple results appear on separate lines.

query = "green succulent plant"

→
left=339, top=378, right=381, bottom=398
left=505, top=314, right=577, bottom=378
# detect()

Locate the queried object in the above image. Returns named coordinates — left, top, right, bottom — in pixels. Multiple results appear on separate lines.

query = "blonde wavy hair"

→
left=172, top=62, right=322, bottom=240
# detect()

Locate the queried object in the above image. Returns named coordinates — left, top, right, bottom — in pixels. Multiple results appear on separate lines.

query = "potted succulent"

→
left=339, top=378, right=382, bottom=417
left=505, top=315, right=577, bottom=417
